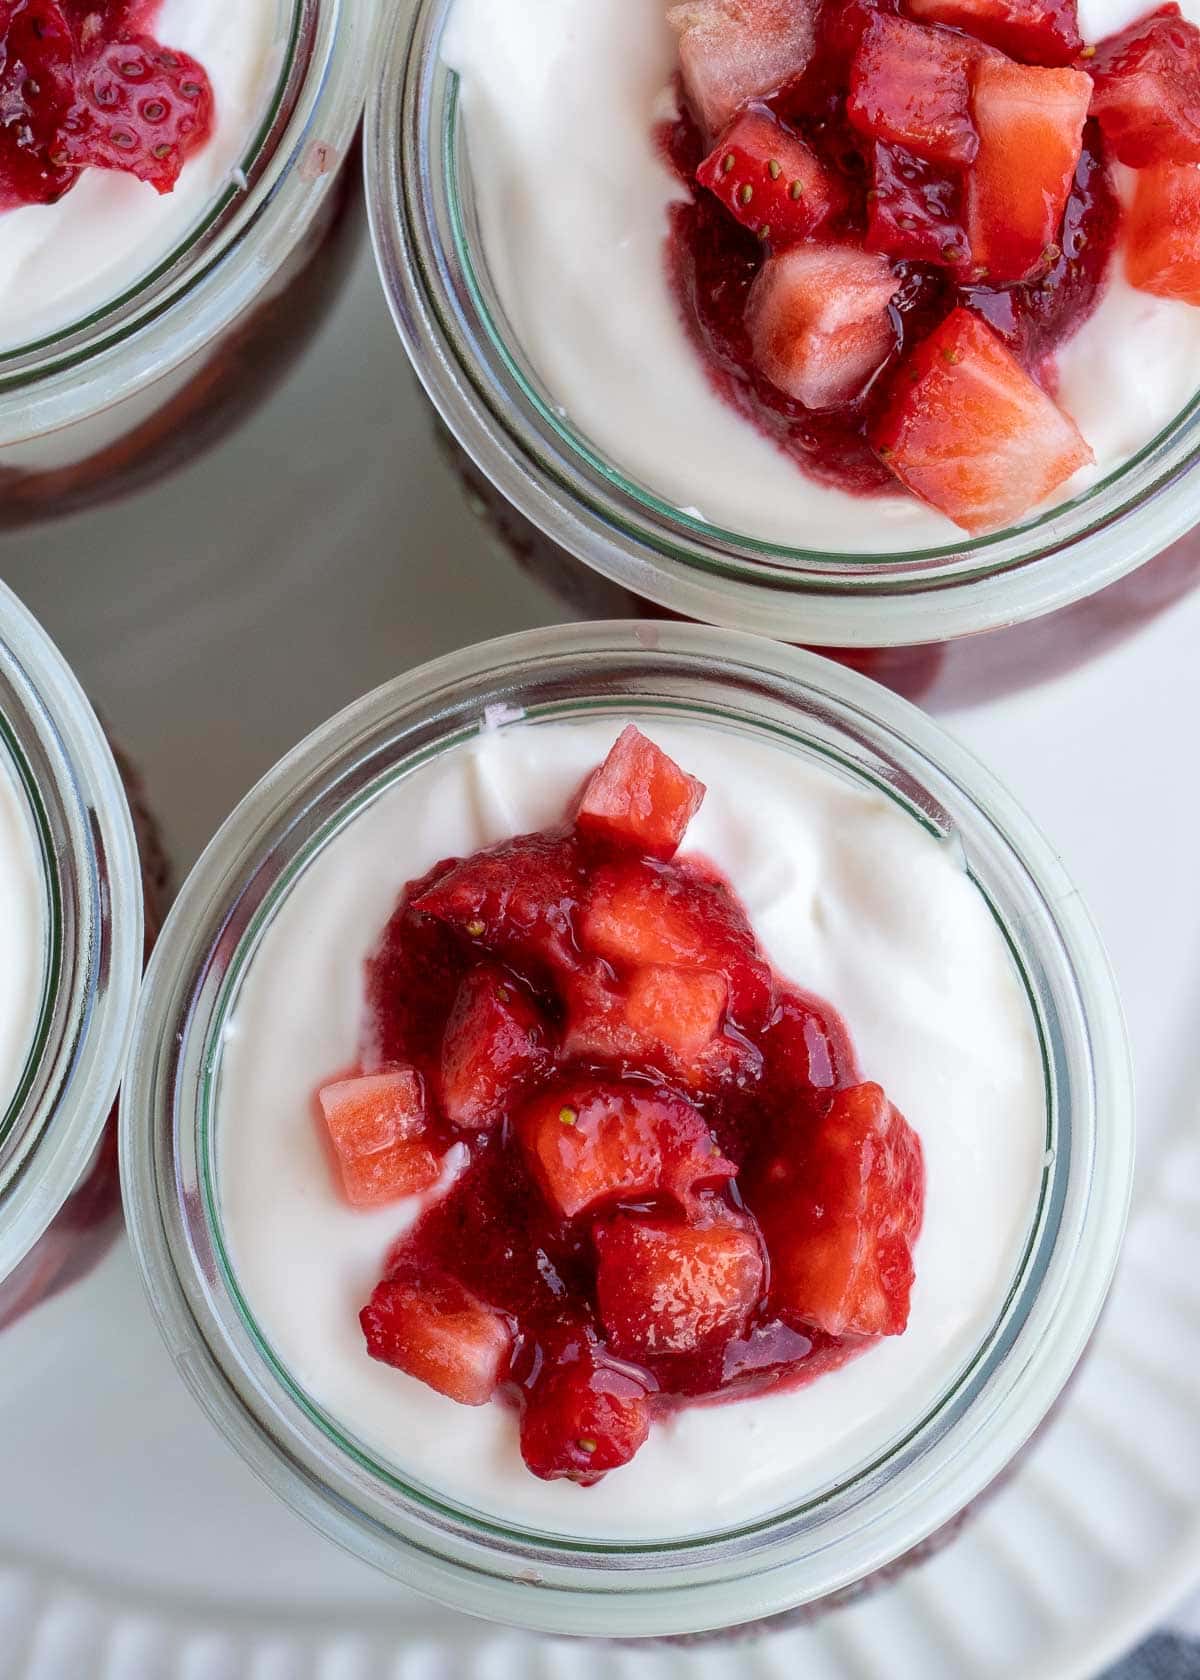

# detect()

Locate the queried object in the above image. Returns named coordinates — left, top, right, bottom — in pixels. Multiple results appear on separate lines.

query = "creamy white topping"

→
left=442, top=0, right=1200, bottom=552
left=0, top=747, right=46, bottom=1117
left=0, top=0, right=283, bottom=352
left=217, top=717, right=1045, bottom=1541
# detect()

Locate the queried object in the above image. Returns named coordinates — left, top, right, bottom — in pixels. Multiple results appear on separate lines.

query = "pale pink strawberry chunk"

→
left=907, top=0, right=1082, bottom=65
left=1125, top=163, right=1200, bottom=304
left=563, top=959, right=729, bottom=1080
left=869, top=308, right=1092, bottom=535
left=847, top=15, right=980, bottom=168
left=439, top=966, right=549, bottom=1130
left=754, top=1083, right=923, bottom=1338
left=575, top=725, right=705, bottom=860
left=965, top=56, right=1092, bottom=284
left=623, top=965, right=729, bottom=1059
left=667, top=0, right=818, bottom=136
left=517, top=1080, right=734, bottom=1219
left=746, top=243, right=899, bottom=410
left=318, top=1069, right=439, bottom=1207
left=581, top=858, right=773, bottom=1029
left=594, top=1213, right=764, bottom=1358
left=360, top=1267, right=512, bottom=1406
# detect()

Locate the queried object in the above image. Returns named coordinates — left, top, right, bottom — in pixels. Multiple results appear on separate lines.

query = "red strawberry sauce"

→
left=0, top=0, right=214, bottom=210
left=339, top=728, right=925, bottom=1485
left=661, top=2, right=1121, bottom=500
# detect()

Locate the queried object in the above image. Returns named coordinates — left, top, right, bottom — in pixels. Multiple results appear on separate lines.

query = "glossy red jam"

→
left=321, top=727, right=926, bottom=1485
left=661, top=16, right=1121, bottom=504
left=0, top=0, right=214, bottom=211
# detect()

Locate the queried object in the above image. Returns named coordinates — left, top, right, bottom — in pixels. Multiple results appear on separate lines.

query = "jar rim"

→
left=365, top=0, right=1200, bottom=647
left=120, top=623, right=1134, bottom=1637
left=1, top=0, right=380, bottom=446
left=0, top=581, right=143, bottom=1285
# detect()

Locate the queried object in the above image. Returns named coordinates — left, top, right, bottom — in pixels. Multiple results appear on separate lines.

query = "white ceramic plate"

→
left=2, top=245, right=1197, bottom=1680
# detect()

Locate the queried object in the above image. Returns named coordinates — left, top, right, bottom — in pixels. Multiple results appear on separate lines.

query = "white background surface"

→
left=2, top=237, right=1199, bottom=1676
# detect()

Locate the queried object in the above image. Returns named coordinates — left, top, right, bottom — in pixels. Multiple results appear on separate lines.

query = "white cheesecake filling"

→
left=0, top=0, right=285, bottom=353
left=442, top=0, right=1200, bottom=553
left=217, top=716, right=1046, bottom=1541
left=0, top=747, right=46, bottom=1118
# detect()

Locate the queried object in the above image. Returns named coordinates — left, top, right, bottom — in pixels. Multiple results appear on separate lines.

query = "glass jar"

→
left=121, top=622, right=1133, bottom=1638
left=0, top=583, right=145, bottom=1329
left=0, top=0, right=378, bottom=528
left=366, top=0, right=1200, bottom=708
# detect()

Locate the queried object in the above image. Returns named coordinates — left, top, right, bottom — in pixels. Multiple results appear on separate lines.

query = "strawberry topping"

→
left=668, top=0, right=819, bottom=136
left=562, top=957, right=742, bottom=1087
left=582, top=854, right=774, bottom=1028
left=696, top=107, right=846, bottom=245
left=519, top=1329, right=652, bottom=1483
left=660, top=0, right=1132, bottom=524
left=575, top=721, right=706, bottom=860
left=0, top=1, right=76, bottom=208
left=906, top=0, right=1083, bottom=66
left=439, top=965, right=550, bottom=1130
left=594, top=1211, right=765, bottom=1359
left=361, top=1267, right=512, bottom=1407
left=869, top=306, right=1093, bottom=533
left=0, top=0, right=213, bottom=207
left=317, top=1070, right=440, bottom=1208
left=60, top=31, right=214, bottom=193
left=847, top=15, right=981, bottom=168
left=865, top=143, right=969, bottom=268
left=746, top=241, right=900, bottom=408
left=1088, top=4, right=1200, bottom=167
left=1124, top=162, right=1200, bottom=304
left=517, top=1078, right=735, bottom=1218
left=326, top=727, right=926, bottom=1484
left=749, top=1083, right=924, bottom=1337
left=964, top=56, right=1092, bottom=283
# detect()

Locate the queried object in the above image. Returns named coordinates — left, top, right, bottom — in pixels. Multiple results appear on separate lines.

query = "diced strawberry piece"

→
left=819, top=0, right=885, bottom=63
left=1125, top=163, right=1200, bottom=304
left=755, top=1083, right=923, bottom=1338
left=0, top=0, right=77, bottom=208
left=411, top=832, right=582, bottom=971
left=517, top=1080, right=734, bottom=1219
left=563, top=961, right=754, bottom=1090
left=847, top=15, right=979, bottom=168
left=964, top=57, right=1091, bottom=284
left=667, top=0, right=818, bottom=136
left=594, top=1213, right=765, bottom=1358
left=623, top=965, right=728, bottom=1059
left=763, top=988, right=858, bottom=1093
left=60, top=32, right=215, bottom=193
left=318, top=1069, right=440, bottom=1207
left=520, top=1351, right=651, bottom=1483
left=746, top=243, right=899, bottom=410
left=695, top=108, right=845, bottom=246
left=575, top=724, right=706, bottom=861
left=865, top=143, right=970, bottom=269
left=869, top=308, right=1092, bottom=534
left=581, top=858, right=773, bottom=1029
left=906, top=0, right=1082, bottom=66
left=361, top=1267, right=512, bottom=1406
left=1089, top=5, right=1200, bottom=167
left=439, top=966, right=549, bottom=1131
left=561, top=960, right=645, bottom=1066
